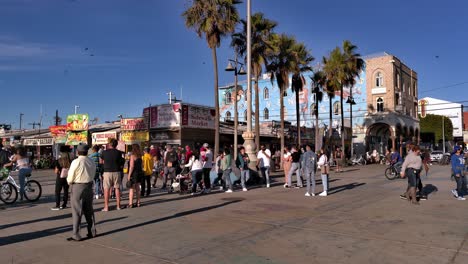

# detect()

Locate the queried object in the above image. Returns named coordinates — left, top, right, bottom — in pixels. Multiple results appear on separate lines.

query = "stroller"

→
left=172, top=167, right=191, bottom=195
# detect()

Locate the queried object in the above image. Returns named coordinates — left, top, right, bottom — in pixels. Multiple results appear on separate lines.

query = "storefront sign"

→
left=121, top=118, right=147, bottom=131
left=371, top=87, right=386, bottom=94
left=143, top=106, right=158, bottom=128
left=67, top=114, right=89, bottom=131
left=50, top=125, right=67, bottom=144
left=121, top=131, right=149, bottom=144
left=154, top=104, right=180, bottom=128
left=66, top=131, right=88, bottom=146
left=181, top=104, right=215, bottom=129
left=92, top=131, right=117, bottom=145
left=23, top=138, right=53, bottom=146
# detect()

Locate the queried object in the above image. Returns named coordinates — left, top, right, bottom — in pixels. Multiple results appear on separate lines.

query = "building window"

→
left=402, top=83, right=406, bottom=94
left=333, top=101, right=340, bottom=115
left=225, top=111, right=232, bottom=121
left=244, top=110, right=247, bottom=121
left=375, top=72, right=383, bottom=87
left=377, top=97, right=384, bottom=112
left=413, top=83, right=416, bottom=97
left=395, top=92, right=400, bottom=106
left=225, top=92, right=232, bottom=105
left=264, top=108, right=269, bottom=120
left=395, top=72, right=400, bottom=89
left=264, top=87, right=269, bottom=100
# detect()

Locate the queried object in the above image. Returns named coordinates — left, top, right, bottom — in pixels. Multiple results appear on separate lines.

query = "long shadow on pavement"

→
left=327, top=182, right=366, bottom=195
left=0, top=216, right=127, bottom=247
left=98, top=199, right=243, bottom=237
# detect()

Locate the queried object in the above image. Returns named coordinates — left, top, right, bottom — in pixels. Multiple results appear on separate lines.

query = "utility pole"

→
left=55, top=110, right=59, bottom=125
left=19, top=113, right=24, bottom=130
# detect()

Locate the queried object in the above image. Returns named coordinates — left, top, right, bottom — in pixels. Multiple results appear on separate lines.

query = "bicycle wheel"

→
left=385, top=167, right=397, bottom=180
left=0, top=182, right=18, bottom=204
left=24, top=180, right=42, bottom=202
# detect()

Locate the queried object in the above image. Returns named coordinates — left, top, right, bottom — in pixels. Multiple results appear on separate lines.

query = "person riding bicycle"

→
left=390, top=148, right=403, bottom=173
left=3, top=146, right=32, bottom=201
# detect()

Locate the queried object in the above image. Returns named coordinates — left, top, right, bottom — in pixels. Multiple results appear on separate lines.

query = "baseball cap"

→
left=454, top=146, right=461, bottom=152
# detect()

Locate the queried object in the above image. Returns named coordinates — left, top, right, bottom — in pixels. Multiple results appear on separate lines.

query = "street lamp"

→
left=346, top=95, right=356, bottom=156
left=225, top=57, right=246, bottom=159
left=19, top=113, right=24, bottom=130
left=74, top=105, right=80, bottom=115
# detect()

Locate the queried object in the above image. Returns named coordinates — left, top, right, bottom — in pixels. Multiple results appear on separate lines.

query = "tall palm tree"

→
left=322, top=55, right=339, bottom=147
left=291, top=73, right=305, bottom=146
left=267, top=33, right=310, bottom=158
left=310, top=70, right=325, bottom=150
left=231, top=12, right=277, bottom=151
left=183, top=0, right=241, bottom=155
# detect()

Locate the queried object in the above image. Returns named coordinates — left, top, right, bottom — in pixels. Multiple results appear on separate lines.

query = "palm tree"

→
left=310, top=70, right=325, bottom=150
left=291, top=73, right=305, bottom=146
left=267, top=33, right=311, bottom=158
left=231, top=12, right=277, bottom=151
left=322, top=55, right=339, bottom=146
left=183, top=0, right=241, bottom=155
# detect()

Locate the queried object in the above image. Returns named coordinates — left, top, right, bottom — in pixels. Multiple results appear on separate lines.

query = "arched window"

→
left=333, top=101, right=340, bottom=115
left=225, top=111, right=232, bottom=121
left=225, top=92, right=232, bottom=105
left=377, top=97, right=384, bottom=112
left=264, top=108, right=269, bottom=120
left=375, top=72, right=383, bottom=87
left=244, top=110, right=247, bottom=121
left=264, top=87, right=269, bottom=100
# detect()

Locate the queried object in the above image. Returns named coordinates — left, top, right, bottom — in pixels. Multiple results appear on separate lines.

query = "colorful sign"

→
left=418, top=99, right=428, bottom=118
left=155, top=104, right=180, bottom=128
left=143, top=106, right=158, bottom=128
left=49, top=125, right=67, bottom=144
left=181, top=104, right=215, bottom=129
left=120, top=118, right=147, bottom=131
left=121, top=131, right=149, bottom=144
left=66, top=131, right=88, bottom=145
left=66, top=114, right=89, bottom=131
left=92, top=131, right=117, bottom=145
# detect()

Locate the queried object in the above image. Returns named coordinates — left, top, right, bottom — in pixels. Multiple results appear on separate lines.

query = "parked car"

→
left=430, top=151, right=444, bottom=162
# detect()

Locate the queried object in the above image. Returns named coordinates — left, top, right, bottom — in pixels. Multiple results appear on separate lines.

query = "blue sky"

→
left=0, top=0, right=467, bottom=129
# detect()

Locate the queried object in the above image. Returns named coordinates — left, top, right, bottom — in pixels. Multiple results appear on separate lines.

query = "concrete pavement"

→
left=1, top=164, right=467, bottom=264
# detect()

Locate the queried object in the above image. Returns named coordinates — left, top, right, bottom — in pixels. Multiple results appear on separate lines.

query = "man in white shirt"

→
left=202, top=143, right=213, bottom=193
left=257, top=144, right=271, bottom=188
left=66, top=144, right=97, bottom=242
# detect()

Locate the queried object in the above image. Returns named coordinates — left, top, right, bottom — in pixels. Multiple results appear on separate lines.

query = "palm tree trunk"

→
left=212, top=47, right=220, bottom=154
left=254, top=77, right=260, bottom=151
left=328, top=95, right=333, bottom=139
left=315, top=99, right=319, bottom=151
left=340, top=85, right=345, bottom=156
left=280, top=86, right=285, bottom=167
left=295, top=91, right=301, bottom=146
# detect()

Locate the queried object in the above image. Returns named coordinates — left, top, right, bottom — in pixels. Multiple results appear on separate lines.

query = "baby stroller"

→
left=172, top=167, right=191, bottom=195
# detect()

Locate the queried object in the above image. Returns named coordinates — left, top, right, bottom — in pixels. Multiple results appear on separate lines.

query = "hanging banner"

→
left=120, top=118, right=147, bottom=131
left=49, top=125, right=67, bottom=144
left=143, top=107, right=158, bottom=129
left=66, top=114, right=89, bottom=131
left=121, top=131, right=149, bottom=144
left=92, top=131, right=117, bottom=145
left=66, top=131, right=88, bottom=146
left=23, top=138, right=53, bottom=146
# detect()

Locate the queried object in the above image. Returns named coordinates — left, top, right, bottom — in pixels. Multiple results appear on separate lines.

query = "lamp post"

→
left=242, top=0, right=256, bottom=168
left=74, top=105, right=80, bottom=115
left=346, top=94, right=356, bottom=157
left=19, top=113, right=24, bottom=130
left=225, top=56, right=246, bottom=159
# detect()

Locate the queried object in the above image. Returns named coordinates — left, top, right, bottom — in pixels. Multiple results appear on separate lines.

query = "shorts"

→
left=103, top=172, right=122, bottom=189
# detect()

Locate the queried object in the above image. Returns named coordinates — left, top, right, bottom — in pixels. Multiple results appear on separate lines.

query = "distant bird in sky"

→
left=435, top=55, right=439, bottom=59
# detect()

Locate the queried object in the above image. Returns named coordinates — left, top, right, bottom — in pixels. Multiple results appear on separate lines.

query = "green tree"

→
left=310, top=70, right=325, bottom=150
left=231, top=12, right=277, bottom=150
left=420, top=114, right=453, bottom=142
left=183, top=0, right=241, bottom=154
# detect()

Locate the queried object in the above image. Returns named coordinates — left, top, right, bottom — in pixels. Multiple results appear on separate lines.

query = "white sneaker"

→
left=242, top=188, right=248, bottom=192
left=219, top=186, right=224, bottom=191
left=457, top=196, right=466, bottom=201
left=266, top=184, right=270, bottom=188
left=319, top=191, right=327, bottom=196
left=451, top=189, right=459, bottom=198
left=225, top=189, right=233, bottom=193
left=283, top=184, right=289, bottom=188
left=305, top=192, right=311, bottom=197
left=95, top=195, right=99, bottom=200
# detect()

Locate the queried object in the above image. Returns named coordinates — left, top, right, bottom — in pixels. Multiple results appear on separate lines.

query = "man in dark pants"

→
left=66, top=144, right=97, bottom=241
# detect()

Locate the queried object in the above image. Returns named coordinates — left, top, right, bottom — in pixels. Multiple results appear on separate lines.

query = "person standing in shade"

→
left=317, top=148, right=329, bottom=196
left=52, top=150, right=71, bottom=210
left=221, top=147, right=233, bottom=193
left=302, top=144, right=317, bottom=197
left=141, top=147, right=153, bottom=197
left=100, top=139, right=124, bottom=211
left=334, top=146, right=344, bottom=173
left=66, top=144, right=97, bottom=241
left=256, top=144, right=271, bottom=188
left=201, top=143, right=213, bottom=193
left=285, top=146, right=302, bottom=188
left=236, top=146, right=250, bottom=192
left=88, top=145, right=102, bottom=200
left=451, top=146, right=466, bottom=200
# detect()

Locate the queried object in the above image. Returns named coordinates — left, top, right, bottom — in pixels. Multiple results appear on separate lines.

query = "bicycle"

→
left=384, top=162, right=401, bottom=180
left=0, top=168, right=42, bottom=204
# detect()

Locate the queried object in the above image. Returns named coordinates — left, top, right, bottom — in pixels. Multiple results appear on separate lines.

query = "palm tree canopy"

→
left=183, top=0, right=242, bottom=49
left=231, top=12, right=277, bottom=77
left=310, top=70, right=325, bottom=102
left=267, top=34, right=313, bottom=92
left=342, top=40, right=365, bottom=87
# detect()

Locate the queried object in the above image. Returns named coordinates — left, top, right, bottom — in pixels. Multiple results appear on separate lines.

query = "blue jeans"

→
left=18, top=168, right=32, bottom=199
left=240, top=169, right=249, bottom=189
left=223, top=169, right=233, bottom=190
left=260, top=166, right=270, bottom=186
left=191, top=169, right=202, bottom=193
left=94, top=177, right=102, bottom=196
